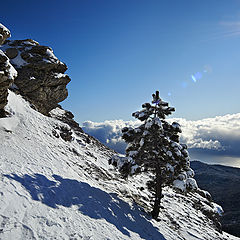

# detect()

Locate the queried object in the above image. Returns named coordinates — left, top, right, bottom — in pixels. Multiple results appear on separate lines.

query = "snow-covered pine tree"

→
left=109, top=91, right=197, bottom=219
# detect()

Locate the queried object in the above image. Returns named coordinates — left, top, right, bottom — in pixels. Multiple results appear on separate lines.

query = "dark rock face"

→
left=1, top=39, right=70, bottom=115
left=191, top=161, right=240, bottom=238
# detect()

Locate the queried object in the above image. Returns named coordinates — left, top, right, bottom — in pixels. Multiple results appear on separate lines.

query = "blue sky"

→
left=1, top=0, right=240, bottom=123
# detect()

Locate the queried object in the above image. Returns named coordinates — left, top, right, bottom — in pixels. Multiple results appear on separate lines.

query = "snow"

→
left=166, top=163, right=174, bottom=173
left=0, top=49, right=5, bottom=57
left=8, top=63, right=18, bottom=80
left=0, top=91, right=239, bottom=240
left=0, top=50, right=17, bottom=79
left=128, top=151, right=138, bottom=157
left=145, top=120, right=153, bottom=129
left=173, top=179, right=186, bottom=191
left=131, top=165, right=139, bottom=174
left=187, top=169, right=195, bottom=178
left=50, top=107, right=66, bottom=117
left=45, top=48, right=58, bottom=61
left=173, top=177, right=198, bottom=192
left=143, top=130, right=149, bottom=136
left=154, top=117, right=162, bottom=127
left=212, top=203, right=224, bottom=216
left=138, top=112, right=145, bottom=118
left=145, top=118, right=162, bottom=129
left=0, top=43, right=28, bottom=68
left=139, top=138, right=144, bottom=147
left=54, top=73, right=67, bottom=78
left=23, top=41, right=38, bottom=46
left=0, top=23, right=10, bottom=38
left=186, top=178, right=198, bottom=190
left=10, top=52, right=28, bottom=68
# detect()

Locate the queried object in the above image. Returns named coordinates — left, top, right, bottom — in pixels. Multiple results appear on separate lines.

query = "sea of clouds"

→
left=82, top=113, right=240, bottom=166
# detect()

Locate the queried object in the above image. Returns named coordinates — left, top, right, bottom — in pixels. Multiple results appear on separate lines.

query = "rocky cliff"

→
left=0, top=24, right=17, bottom=117
left=0, top=24, right=70, bottom=116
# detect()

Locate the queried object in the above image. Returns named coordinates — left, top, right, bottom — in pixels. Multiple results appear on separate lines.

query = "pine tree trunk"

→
left=151, top=166, right=163, bottom=219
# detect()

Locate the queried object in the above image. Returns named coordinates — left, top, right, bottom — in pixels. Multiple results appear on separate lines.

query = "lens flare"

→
left=191, top=72, right=202, bottom=83
left=191, top=75, right=197, bottom=83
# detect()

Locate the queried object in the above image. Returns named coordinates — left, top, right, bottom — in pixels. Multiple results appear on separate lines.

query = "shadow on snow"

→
left=5, top=173, right=165, bottom=240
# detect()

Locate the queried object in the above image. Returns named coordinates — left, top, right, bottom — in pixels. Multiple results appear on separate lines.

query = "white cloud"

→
left=82, top=120, right=140, bottom=154
left=82, top=113, right=240, bottom=157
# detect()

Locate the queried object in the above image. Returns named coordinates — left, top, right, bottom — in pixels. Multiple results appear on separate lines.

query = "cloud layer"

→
left=82, top=113, right=240, bottom=158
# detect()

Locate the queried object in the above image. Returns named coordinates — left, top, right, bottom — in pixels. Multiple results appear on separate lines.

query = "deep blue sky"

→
left=1, top=0, right=240, bottom=123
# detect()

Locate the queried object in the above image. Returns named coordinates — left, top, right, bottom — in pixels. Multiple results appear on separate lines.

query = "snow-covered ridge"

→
left=0, top=91, right=239, bottom=240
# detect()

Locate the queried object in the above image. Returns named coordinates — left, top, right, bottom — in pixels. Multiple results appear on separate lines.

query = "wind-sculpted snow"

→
left=5, top=173, right=165, bottom=239
left=0, top=91, right=239, bottom=239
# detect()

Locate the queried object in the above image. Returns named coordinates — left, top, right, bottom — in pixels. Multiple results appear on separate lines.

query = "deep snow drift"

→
left=0, top=91, right=239, bottom=240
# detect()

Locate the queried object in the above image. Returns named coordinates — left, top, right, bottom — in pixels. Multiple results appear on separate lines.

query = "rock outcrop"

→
left=0, top=24, right=17, bottom=117
left=0, top=24, right=11, bottom=45
left=0, top=39, right=71, bottom=115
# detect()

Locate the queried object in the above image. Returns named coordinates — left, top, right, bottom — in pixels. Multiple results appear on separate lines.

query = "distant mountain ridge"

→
left=191, top=160, right=240, bottom=237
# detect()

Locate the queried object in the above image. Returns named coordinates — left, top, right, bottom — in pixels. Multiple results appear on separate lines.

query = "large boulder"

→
left=0, top=39, right=71, bottom=115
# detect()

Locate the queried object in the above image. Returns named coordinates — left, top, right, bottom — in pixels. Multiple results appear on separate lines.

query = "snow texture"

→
left=0, top=91, right=239, bottom=240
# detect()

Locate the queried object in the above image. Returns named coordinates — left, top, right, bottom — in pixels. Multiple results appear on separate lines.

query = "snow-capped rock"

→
left=0, top=38, right=70, bottom=115
left=0, top=23, right=10, bottom=45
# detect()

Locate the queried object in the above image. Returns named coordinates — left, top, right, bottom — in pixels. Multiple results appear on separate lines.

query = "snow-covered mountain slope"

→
left=0, top=91, right=239, bottom=240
